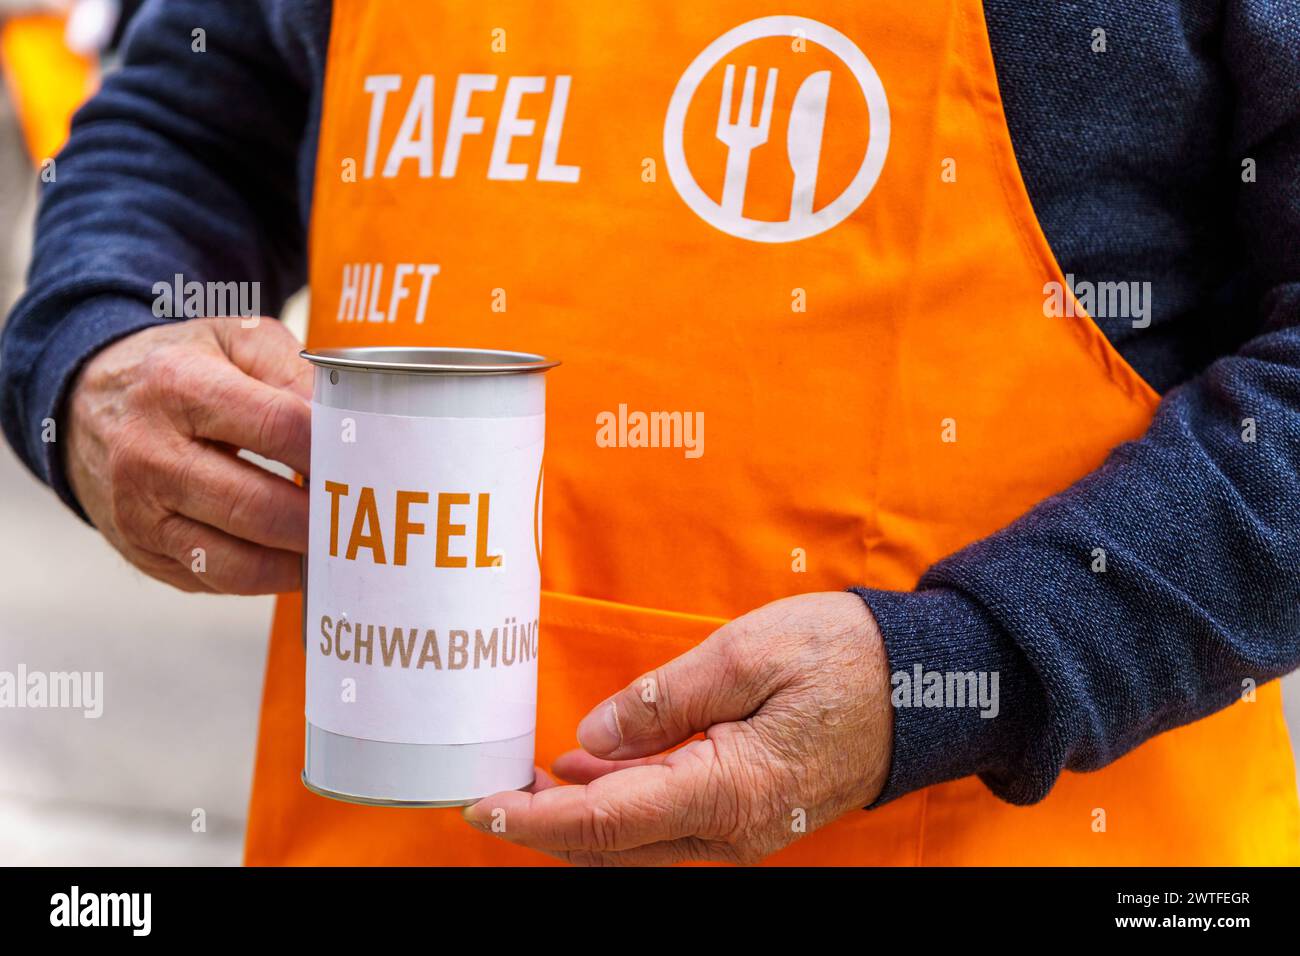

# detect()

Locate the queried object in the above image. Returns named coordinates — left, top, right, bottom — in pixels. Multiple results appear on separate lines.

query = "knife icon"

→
left=786, top=71, right=831, bottom=223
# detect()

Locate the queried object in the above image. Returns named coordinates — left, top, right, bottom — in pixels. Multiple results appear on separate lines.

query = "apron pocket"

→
left=535, top=589, right=725, bottom=763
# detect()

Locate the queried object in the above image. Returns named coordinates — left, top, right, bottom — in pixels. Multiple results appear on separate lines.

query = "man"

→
left=2, top=0, right=1298, bottom=865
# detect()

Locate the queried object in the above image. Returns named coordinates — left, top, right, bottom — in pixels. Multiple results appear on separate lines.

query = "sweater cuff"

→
left=21, top=294, right=167, bottom=521
left=849, top=586, right=1045, bottom=807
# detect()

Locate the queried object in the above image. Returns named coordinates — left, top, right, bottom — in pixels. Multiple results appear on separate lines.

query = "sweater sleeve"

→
left=856, top=2, right=1300, bottom=806
left=0, top=0, right=310, bottom=517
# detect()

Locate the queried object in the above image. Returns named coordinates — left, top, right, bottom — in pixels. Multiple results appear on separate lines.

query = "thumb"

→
left=576, top=623, right=779, bottom=761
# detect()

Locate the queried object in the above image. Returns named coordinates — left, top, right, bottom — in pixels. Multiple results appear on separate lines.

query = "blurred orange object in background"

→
left=0, top=13, right=98, bottom=166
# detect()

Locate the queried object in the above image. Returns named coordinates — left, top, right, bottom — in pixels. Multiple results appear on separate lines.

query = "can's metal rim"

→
left=299, top=346, right=560, bottom=376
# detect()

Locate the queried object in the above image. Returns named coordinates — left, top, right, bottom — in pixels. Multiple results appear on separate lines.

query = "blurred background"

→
left=1, top=1, right=1297, bottom=867
left=0, top=1, right=301, bottom=865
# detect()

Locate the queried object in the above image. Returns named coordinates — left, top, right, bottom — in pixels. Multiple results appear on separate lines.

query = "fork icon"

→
left=716, top=64, right=778, bottom=217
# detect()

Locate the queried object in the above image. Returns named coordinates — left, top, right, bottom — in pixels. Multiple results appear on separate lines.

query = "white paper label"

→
left=305, top=405, right=543, bottom=746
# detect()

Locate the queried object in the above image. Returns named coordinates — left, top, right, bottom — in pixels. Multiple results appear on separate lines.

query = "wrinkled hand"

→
left=464, top=591, right=894, bottom=865
left=65, top=317, right=312, bottom=594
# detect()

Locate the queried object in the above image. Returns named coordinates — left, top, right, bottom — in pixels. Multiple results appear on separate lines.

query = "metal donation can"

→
left=298, top=346, right=559, bottom=807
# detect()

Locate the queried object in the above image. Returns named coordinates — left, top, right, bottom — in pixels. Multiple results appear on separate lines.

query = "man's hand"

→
left=463, top=591, right=894, bottom=865
left=65, top=317, right=312, bottom=594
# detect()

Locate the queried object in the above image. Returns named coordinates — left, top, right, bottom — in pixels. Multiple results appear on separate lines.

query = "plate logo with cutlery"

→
left=663, top=16, right=890, bottom=243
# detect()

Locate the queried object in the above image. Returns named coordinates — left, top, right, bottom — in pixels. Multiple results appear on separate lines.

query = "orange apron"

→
left=244, top=0, right=1300, bottom=865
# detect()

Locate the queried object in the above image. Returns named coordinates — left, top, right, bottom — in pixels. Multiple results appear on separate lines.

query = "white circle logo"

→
left=663, top=16, right=890, bottom=243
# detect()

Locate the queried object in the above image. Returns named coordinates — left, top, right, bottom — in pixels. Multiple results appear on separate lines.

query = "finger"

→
left=149, top=442, right=309, bottom=552
left=463, top=736, right=725, bottom=853
left=551, top=748, right=669, bottom=784
left=148, top=512, right=302, bottom=594
left=461, top=768, right=559, bottom=837
left=211, top=317, right=313, bottom=398
left=526, top=766, right=560, bottom=794
left=172, top=358, right=312, bottom=476
left=128, top=547, right=219, bottom=594
left=575, top=622, right=780, bottom=760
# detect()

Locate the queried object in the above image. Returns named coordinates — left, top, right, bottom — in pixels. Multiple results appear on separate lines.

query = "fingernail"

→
left=461, top=804, right=490, bottom=830
left=577, top=700, right=622, bottom=756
